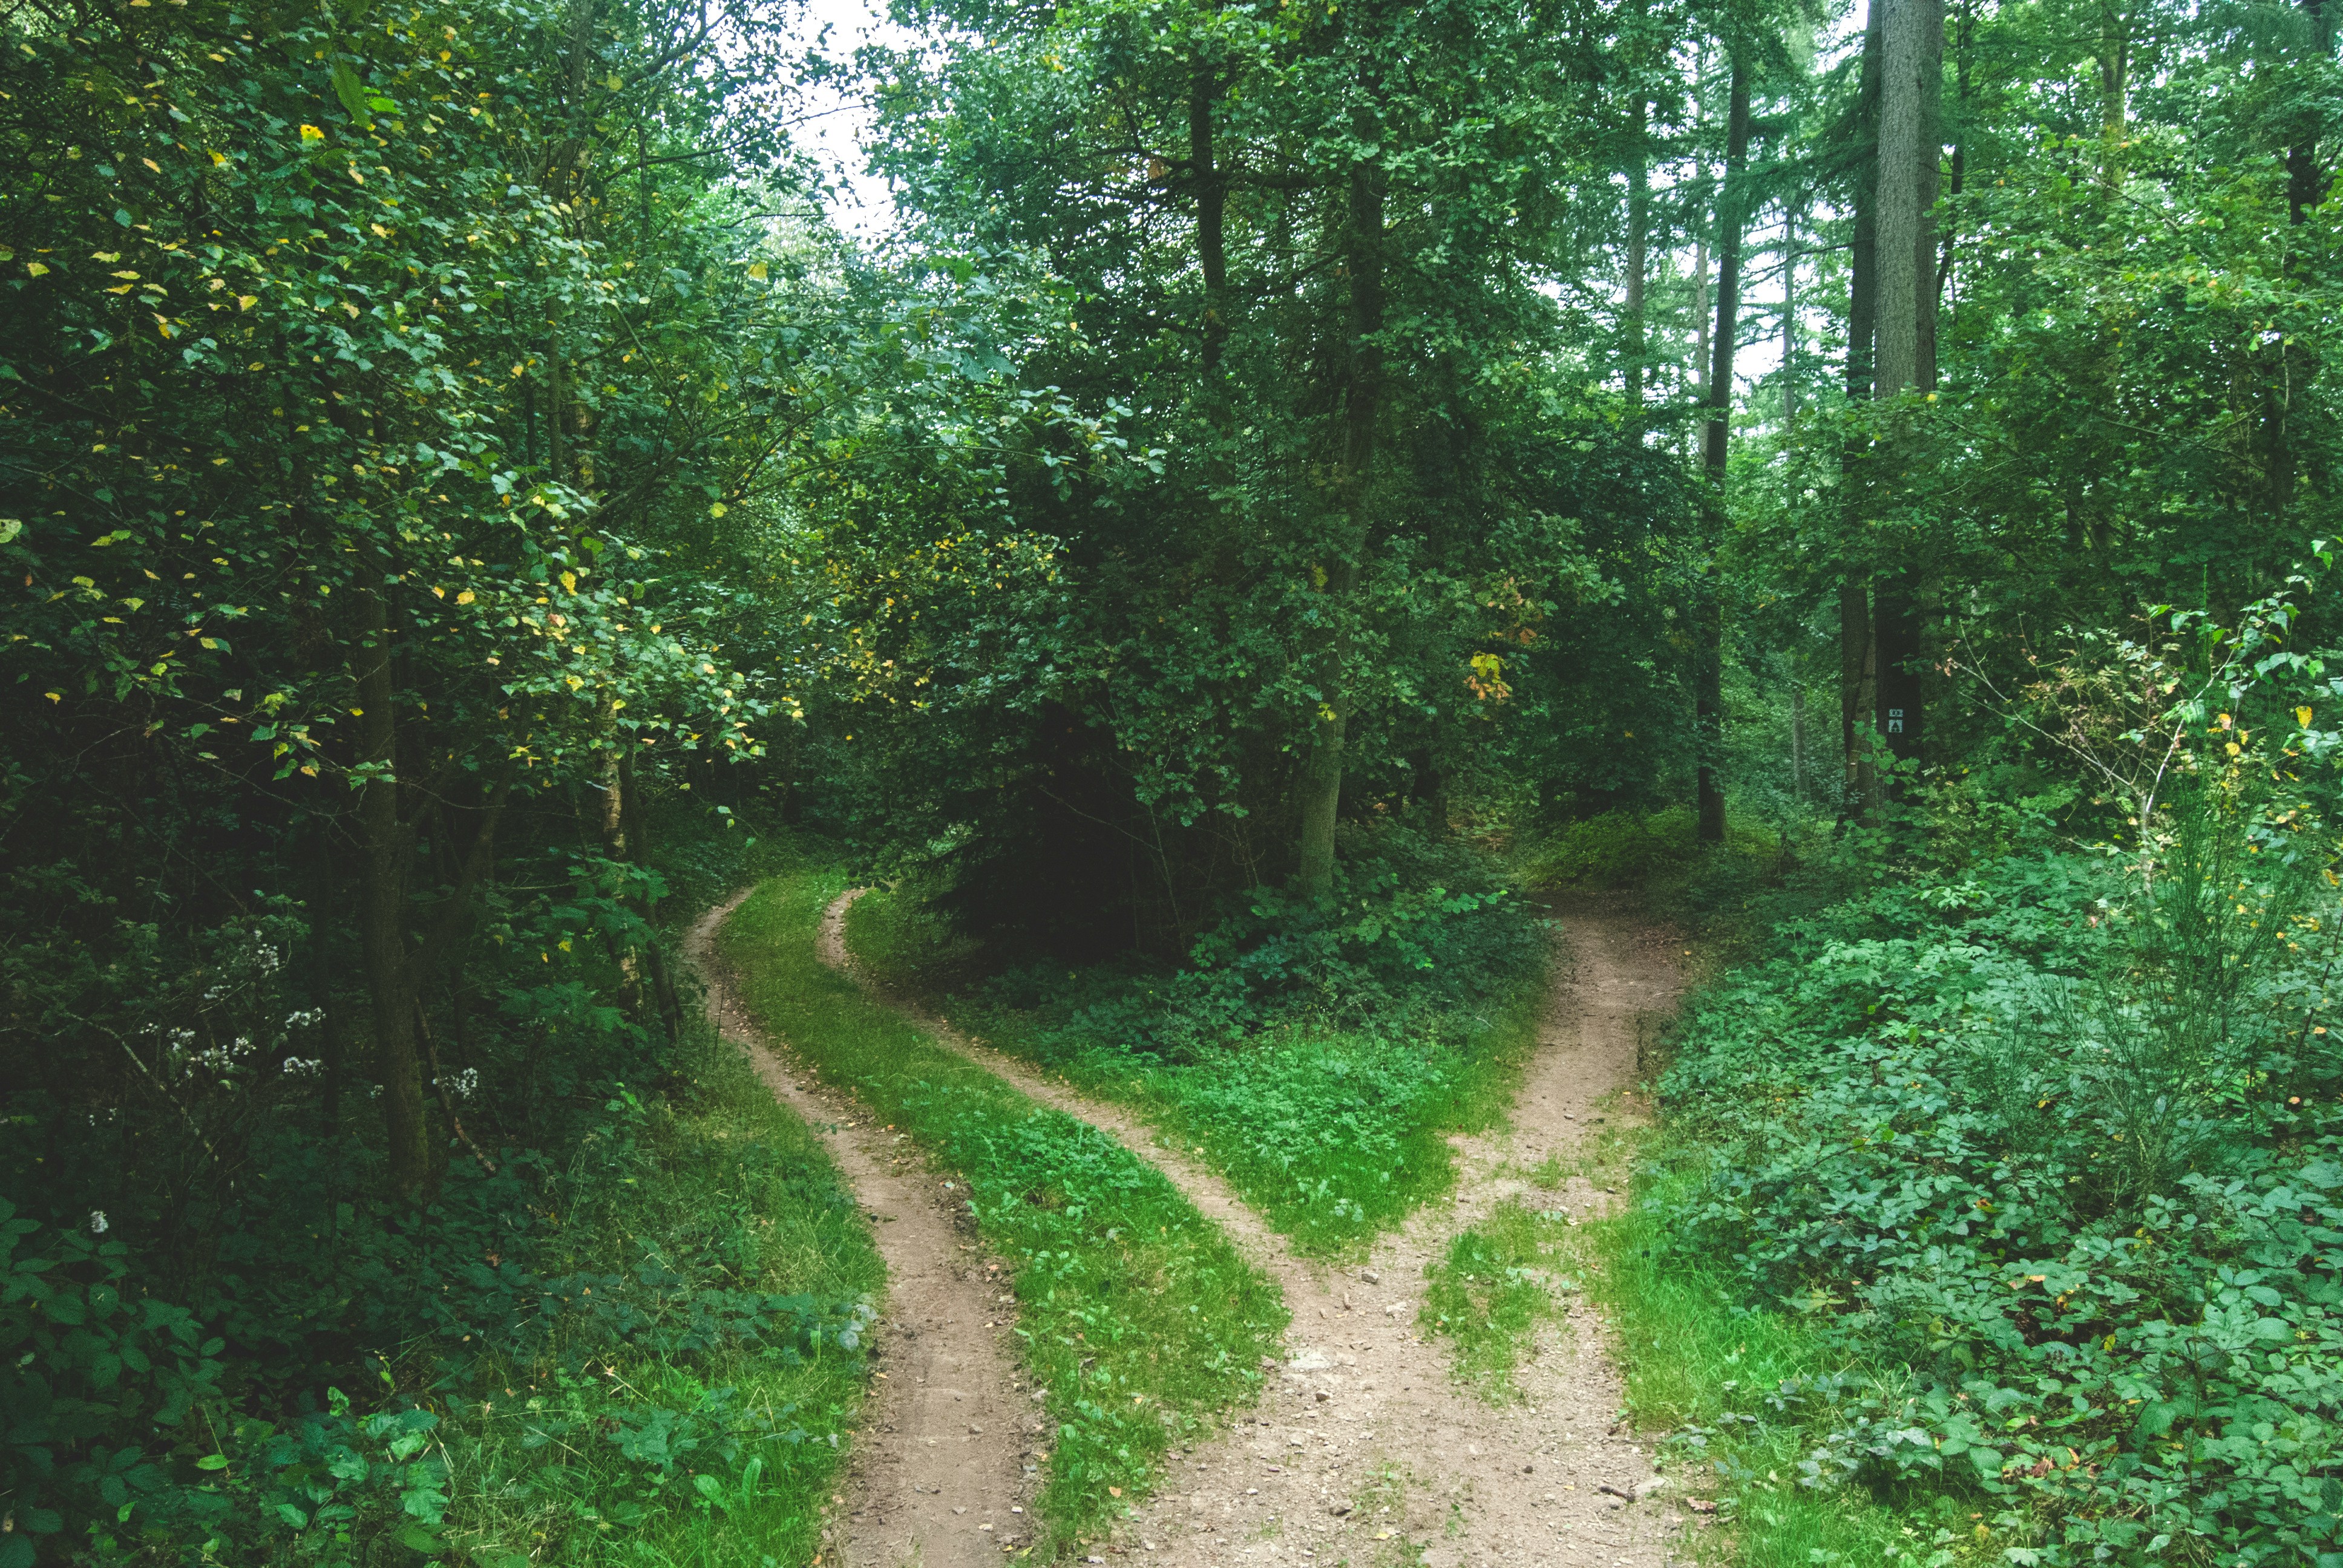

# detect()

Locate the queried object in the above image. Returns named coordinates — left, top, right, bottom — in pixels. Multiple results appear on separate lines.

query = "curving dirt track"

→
left=821, top=889, right=1689, bottom=1567
left=686, top=892, right=1037, bottom=1568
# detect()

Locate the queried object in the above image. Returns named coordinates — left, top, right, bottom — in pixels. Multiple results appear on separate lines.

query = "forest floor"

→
left=703, top=886, right=1694, bottom=1566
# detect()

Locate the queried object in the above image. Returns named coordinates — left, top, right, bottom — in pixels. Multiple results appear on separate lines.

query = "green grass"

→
left=846, top=886, right=1548, bottom=1258
left=1418, top=1197, right=1579, bottom=1402
left=433, top=1001, right=884, bottom=1568
left=719, top=863, right=1288, bottom=1558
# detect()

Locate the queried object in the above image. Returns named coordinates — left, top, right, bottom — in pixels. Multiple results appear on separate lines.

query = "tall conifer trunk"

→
left=1842, top=0, right=1883, bottom=810
left=1872, top=0, right=1942, bottom=773
left=1624, top=90, right=1649, bottom=412
left=1191, top=70, right=1230, bottom=375
left=1697, top=52, right=1751, bottom=844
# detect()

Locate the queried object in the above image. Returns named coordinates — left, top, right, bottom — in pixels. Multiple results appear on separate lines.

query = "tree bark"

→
left=1842, top=0, right=1883, bottom=809
left=1876, top=0, right=1939, bottom=399
left=1624, top=89, right=1649, bottom=411
left=617, top=749, right=684, bottom=1042
left=354, top=566, right=431, bottom=1203
left=1873, top=0, right=1941, bottom=771
left=1296, top=153, right=1384, bottom=899
left=1191, top=70, right=1230, bottom=374
left=1696, top=52, right=1751, bottom=845
left=2098, top=1, right=2128, bottom=194
left=1782, top=203, right=1800, bottom=422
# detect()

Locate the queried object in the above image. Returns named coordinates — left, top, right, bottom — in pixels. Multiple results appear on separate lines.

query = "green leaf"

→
left=195, top=1453, right=230, bottom=1471
left=331, top=61, right=373, bottom=125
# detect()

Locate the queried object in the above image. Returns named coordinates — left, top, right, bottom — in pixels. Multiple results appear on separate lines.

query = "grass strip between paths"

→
left=719, top=866, right=1288, bottom=1558
left=1418, top=1194, right=1580, bottom=1403
left=847, top=886, right=1550, bottom=1258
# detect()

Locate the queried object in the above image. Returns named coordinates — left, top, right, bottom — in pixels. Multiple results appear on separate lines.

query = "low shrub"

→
left=1643, top=808, right=2343, bottom=1564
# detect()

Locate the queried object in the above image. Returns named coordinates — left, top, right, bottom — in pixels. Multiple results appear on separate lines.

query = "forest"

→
left=4, top=0, right=2342, bottom=1561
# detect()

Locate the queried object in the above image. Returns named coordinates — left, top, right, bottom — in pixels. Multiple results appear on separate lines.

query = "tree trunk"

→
left=1691, top=227, right=1710, bottom=401
left=1873, top=0, right=1941, bottom=772
left=1296, top=153, right=1384, bottom=899
left=1624, top=89, right=1648, bottom=411
left=617, top=750, right=683, bottom=1042
left=354, top=569, right=431, bottom=1203
left=2291, top=0, right=2327, bottom=223
left=596, top=735, right=645, bottom=1018
left=2276, top=0, right=2328, bottom=521
left=1782, top=203, right=1800, bottom=422
left=1876, top=0, right=1939, bottom=399
left=1696, top=53, right=1751, bottom=846
left=1191, top=71, right=1230, bottom=374
left=2099, top=3, right=2128, bottom=194
left=1789, top=679, right=1806, bottom=805
left=1842, top=0, right=1883, bottom=809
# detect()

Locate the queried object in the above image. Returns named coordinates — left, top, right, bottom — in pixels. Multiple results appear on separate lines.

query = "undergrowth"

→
left=4, top=815, right=880, bottom=1568
left=718, top=860, right=1287, bottom=1558
left=1564, top=1155, right=1942, bottom=1567
left=1579, top=771, right=2343, bottom=1566
left=427, top=1025, right=884, bottom=1567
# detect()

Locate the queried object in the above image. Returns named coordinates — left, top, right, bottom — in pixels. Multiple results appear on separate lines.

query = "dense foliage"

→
left=12, top=0, right=2343, bottom=1556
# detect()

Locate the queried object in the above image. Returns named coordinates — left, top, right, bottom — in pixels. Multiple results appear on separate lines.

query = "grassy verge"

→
left=433, top=988, right=883, bottom=1567
left=719, top=863, right=1288, bottom=1558
left=846, top=885, right=1548, bottom=1258
left=1553, top=1119, right=1951, bottom=1567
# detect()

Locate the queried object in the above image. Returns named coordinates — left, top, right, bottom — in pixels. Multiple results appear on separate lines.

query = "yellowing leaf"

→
left=26, top=262, right=49, bottom=276
left=210, top=149, right=228, bottom=165
left=237, top=295, right=257, bottom=310
left=747, top=260, right=768, bottom=280
left=455, top=590, right=475, bottom=605
left=2298, top=706, right=2315, bottom=728
left=300, top=123, right=325, bottom=142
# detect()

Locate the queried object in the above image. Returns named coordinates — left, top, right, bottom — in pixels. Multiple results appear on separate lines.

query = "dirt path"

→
left=686, top=892, right=1035, bottom=1568
left=822, top=890, right=1688, bottom=1567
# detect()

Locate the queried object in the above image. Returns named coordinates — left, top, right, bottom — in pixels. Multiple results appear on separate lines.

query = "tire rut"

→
left=686, top=891, right=1034, bottom=1568
left=821, top=889, right=1691, bottom=1567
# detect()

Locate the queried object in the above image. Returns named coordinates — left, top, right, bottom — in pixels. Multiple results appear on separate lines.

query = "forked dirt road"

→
left=817, top=890, right=1689, bottom=1568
